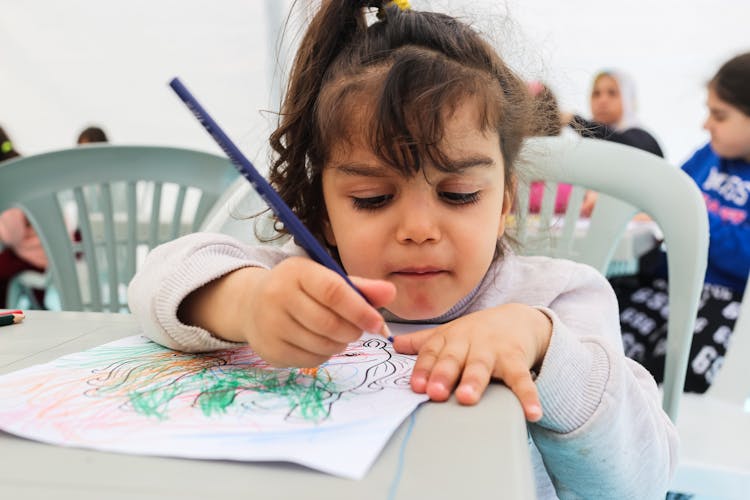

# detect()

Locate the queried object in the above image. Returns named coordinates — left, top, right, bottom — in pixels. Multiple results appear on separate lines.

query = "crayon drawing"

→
left=0, top=333, right=428, bottom=479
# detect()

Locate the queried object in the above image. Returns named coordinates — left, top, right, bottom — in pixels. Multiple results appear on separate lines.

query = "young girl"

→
left=611, top=52, right=750, bottom=393
left=129, top=2, right=677, bottom=497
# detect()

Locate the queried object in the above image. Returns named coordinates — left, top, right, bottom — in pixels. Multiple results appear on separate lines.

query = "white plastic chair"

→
left=515, top=136, right=709, bottom=422
left=669, top=272, right=750, bottom=498
left=0, top=145, right=238, bottom=312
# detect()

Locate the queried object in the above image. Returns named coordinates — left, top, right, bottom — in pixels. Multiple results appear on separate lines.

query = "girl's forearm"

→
left=177, top=266, right=266, bottom=343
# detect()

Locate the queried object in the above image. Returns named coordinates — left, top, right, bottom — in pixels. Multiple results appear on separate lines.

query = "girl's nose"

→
left=395, top=196, right=441, bottom=244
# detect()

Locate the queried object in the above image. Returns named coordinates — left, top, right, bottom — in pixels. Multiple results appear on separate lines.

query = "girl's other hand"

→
left=392, top=304, right=552, bottom=422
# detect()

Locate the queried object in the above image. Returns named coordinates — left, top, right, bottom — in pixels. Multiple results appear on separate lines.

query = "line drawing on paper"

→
left=26, top=337, right=413, bottom=424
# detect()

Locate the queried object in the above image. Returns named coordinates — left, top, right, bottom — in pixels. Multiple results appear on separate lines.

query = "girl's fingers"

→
left=298, top=267, right=384, bottom=334
left=496, top=352, right=543, bottom=422
left=408, top=331, right=444, bottom=393
left=265, top=338, right=332, bottom=368
left=392, top=327, right=436, bottom=354
left=455, top=346, right=495, bottom=405
left=285, top=289, right=364, bottom=345
left=424, top=336, right=470, bottom=402
left=349, top=276, right=396, bottom=309
left=284, top=316, right=350, bottom=359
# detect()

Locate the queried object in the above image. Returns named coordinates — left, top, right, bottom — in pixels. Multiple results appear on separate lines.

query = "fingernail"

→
left=432, top=381, right=446, bottom=395
left=527, top=404, right=542, bottom=420
left=411, top=373, right=427, bottom=390
left=459, top=384, right=476, bottom=398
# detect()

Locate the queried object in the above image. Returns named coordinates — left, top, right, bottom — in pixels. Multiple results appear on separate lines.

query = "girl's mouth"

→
left=392, top=267, right=446, bottom=279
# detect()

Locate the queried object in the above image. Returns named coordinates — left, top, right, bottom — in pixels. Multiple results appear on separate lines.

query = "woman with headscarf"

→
left=560, top=70, right=664, bottom=216
left=566, top=70, right=664, bottom=157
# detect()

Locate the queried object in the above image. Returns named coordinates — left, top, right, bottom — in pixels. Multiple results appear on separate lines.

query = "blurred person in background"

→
left=610, top=52, right=750, bottom=392
left=0, top=125, right=47, bottom=308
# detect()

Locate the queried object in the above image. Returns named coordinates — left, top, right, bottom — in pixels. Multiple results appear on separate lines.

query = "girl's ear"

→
left=498, top=183, right=514, bottom=238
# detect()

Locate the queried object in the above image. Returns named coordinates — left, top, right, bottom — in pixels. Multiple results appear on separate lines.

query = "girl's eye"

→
left=352, top=194, right=393, bottom=210
left=440, top=191, right=480, bottom=205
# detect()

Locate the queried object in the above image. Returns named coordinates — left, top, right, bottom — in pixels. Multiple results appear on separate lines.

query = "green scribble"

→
left=87, top=349, right=341, bottom=422
left=129, top=383, right=182, bottom=420
left=74, top=337, right=401, bottom=424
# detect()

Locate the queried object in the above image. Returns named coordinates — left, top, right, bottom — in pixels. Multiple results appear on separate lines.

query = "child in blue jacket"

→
left=612, top=52, right=750, bottom=392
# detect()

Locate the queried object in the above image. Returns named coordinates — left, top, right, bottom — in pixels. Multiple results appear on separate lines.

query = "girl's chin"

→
left=385, top=302, right=452, bottom=322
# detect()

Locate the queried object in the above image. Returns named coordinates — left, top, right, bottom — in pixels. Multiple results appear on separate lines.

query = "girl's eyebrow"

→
left=448, top=155, right=496, bottom=170
left=333, top=163, right=392, bottom=177
left=333, top=155, right=496, bottom=176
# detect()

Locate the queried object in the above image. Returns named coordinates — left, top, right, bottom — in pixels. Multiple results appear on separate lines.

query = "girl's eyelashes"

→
left=351, top=191, right=481, bottom=210
left=352, top=194, right=393, bottom=211
left=440, top=190, right=481, bottom=205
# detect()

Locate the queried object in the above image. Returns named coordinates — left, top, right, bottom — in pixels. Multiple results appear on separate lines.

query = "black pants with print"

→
left=609, top=274, right=743, bottom=393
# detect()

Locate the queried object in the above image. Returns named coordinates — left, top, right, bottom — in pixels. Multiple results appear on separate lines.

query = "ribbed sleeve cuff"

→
left=153, top=243, right=269, bottom=352
left=533, top=306, right=612, bottom=434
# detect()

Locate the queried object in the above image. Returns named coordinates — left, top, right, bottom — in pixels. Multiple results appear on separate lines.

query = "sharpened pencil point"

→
left=382, top=323, right=394, bottom=343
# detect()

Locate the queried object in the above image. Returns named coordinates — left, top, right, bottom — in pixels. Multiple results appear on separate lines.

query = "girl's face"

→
left=703, top=87, right=750, bottom=162
left=321, top=100, right=510, bottom=320
left=590, top=75, right=624, bottom=126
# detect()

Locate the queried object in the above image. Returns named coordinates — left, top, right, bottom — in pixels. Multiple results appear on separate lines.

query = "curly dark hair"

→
left=268, top=0, right=533, bottom=255
left=710, top=52, right=750, bottom=117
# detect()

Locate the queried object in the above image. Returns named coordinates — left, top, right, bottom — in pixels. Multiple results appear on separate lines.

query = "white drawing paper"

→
left=0, top=333, right=428, bottom=479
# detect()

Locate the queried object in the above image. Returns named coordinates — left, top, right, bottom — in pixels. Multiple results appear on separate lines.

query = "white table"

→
left=0, top=311, right=535, bottom=500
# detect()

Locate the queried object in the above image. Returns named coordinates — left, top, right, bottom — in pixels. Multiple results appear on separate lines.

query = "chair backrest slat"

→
left=99, top=183, right=120, bottom=312
left=557, top=186, right=586, bottom=257
left=125, top=181, right=137, bottom=281
left=27, top=195, right=84, bottom=310
left=170, top=185, right=188, bottom=241
left=148, top=182, right=163, bottom=249
left=73, top=187, right=102, bottom=310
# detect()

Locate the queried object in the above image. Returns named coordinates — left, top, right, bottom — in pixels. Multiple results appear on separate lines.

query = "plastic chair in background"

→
left=669, top=272, right=750, bottom=498
left=0, top=145, right=237, bottom=312
left=514, top=136, right=708, bottom=422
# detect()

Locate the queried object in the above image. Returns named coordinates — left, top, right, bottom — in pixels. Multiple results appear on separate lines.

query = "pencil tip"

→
left=382, top=322, right=393, bottom=342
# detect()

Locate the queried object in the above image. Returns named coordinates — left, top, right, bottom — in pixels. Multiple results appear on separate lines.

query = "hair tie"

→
left=1, top=141, right=12, bottom=154
left=376, top=0, right=410, bottom=20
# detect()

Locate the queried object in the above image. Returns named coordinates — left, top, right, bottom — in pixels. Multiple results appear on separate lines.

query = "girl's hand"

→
left=392, top=304, right=552, bottom=422
left=179, top=257, right=395, bottom=367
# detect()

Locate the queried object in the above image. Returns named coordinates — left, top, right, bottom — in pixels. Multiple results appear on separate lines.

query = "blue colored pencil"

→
left=169, top=78, right=392, bottom=342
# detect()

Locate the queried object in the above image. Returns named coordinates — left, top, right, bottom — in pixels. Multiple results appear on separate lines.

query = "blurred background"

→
left=1, top=0, right=747, bottom=166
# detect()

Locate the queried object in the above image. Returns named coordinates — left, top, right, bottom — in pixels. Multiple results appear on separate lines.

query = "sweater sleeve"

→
left=529, top=265, right=677, bottom=499
left=127, top=232, right=295, bottom=352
